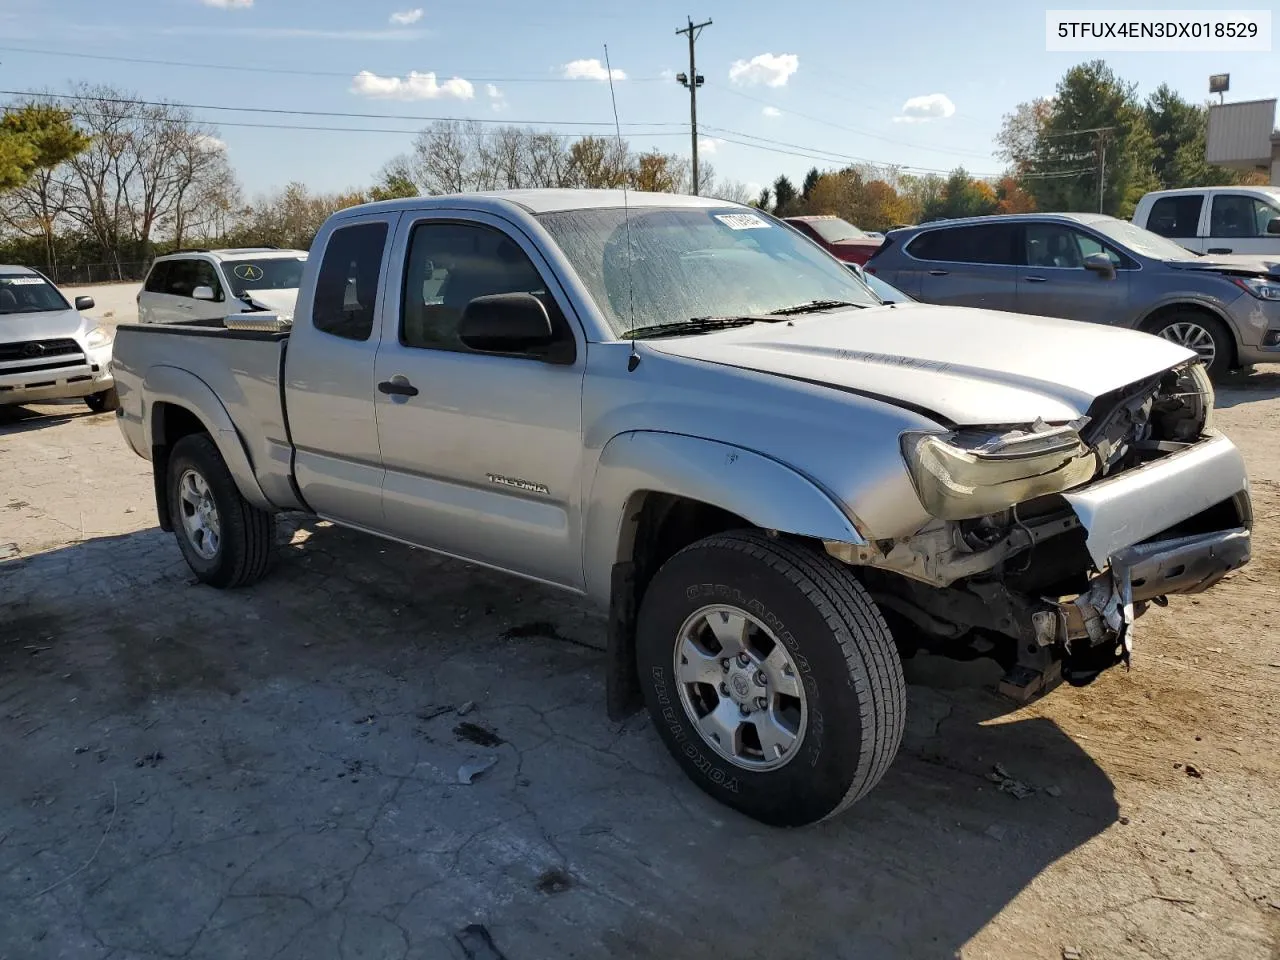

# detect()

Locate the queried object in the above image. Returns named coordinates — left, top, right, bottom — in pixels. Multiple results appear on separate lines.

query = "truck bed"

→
left=112, top=319, right=299, bottom=511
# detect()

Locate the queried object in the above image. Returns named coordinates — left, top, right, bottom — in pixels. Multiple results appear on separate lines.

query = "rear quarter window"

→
left=143, top=261, right=172, bottom=293
left=312, top=222, right=390, bottom=342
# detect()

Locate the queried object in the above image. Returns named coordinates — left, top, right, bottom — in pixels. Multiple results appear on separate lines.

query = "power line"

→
left=0, top=44, right=670, bottom=83
left=716, top=87, right=995, bottom=162
left=0, top=89, right=685, bottom=129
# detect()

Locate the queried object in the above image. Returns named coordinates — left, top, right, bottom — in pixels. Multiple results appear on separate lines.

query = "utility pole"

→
left=1096, top=129, right=1108, bottom=214
left=675, top=16, right=712, bottom=195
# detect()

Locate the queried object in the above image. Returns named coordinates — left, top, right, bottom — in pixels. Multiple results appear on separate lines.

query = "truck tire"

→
left=636, top=530, right=905, bottom=827
left=166, top=433, right=276, bottom=588
left=85, top=387, right=119, bottom=413
left=1144, top=311, right=1233, bottom=380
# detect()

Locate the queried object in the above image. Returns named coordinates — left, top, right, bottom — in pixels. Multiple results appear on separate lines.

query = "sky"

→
left=0, top=0, right=1276, bottom=199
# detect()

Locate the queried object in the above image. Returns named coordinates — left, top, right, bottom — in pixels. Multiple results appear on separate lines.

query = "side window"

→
left=312, top=222, right=389, bottom=342
left=1147, top=195, right=1203, bottom=237
left=167, top=259, right=199, bottom=298
left=1024, top=223, right=1085, bottom=268
left=144, top=261, right=171, bottom=293
left=908, top=224, right=1017, bottom=264
left=1210, top=195, right=1262, bottom=238
left=193, top=260, right=222, bottom=300
left=1073, top=231, right=1123, bottom=267
left=400, top=221, right=560, bottom=353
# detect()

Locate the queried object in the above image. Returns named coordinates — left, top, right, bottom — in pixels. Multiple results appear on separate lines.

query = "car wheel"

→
left=166, top=433, right=276, bottom=588
left=84, top=387, right=119, bottom=413
left=636, top=530, right=906, bottom=827
left=1147, top=312, right=1233, bottom=380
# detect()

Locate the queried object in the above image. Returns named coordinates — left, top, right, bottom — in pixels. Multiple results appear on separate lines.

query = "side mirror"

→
left=74, top=296, right=95, bottom=311
left=1083, top=252, right=1116, bottom=279
left=1267, top=217, right=1280, bottom=236
left=192, top=285, right=216, bottom=301
left=458, top=292, right=571, bottom=362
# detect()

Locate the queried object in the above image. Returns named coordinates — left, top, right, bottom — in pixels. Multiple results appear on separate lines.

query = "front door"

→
left=1014, top=222, right=1130, bottom=325
left=373, top=213, right=587, bottom=590
left=1206, top=193, right=1280, bottom=256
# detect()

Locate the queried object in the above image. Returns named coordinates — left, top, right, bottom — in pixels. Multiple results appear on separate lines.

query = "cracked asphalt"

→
left=2, top=349, right=1280, bottom=958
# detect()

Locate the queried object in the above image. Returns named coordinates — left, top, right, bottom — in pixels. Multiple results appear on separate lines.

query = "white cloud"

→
left=389, top=8, right=423, bottom=25
left=659, top=68, right=676, bottom=81
left=351, top=70, right=474, bottom=101
left=761, top=106, right=782, bottom=118
left=562, top=58, right=626, bottom=81
left=486, top=83, right=506, bottom=112
left=698, top=137, right=722, bottom=155
left=201, top=0, right=252, bottom=7
left=193, top=134, right=226, bottom=152
left=893, top=93, right=956, bottom=124
left=728, top=53, right=798, bottom=88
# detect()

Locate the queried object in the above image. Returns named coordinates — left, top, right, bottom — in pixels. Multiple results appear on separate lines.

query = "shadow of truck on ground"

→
left=0, top=522, right=1116, bottom=960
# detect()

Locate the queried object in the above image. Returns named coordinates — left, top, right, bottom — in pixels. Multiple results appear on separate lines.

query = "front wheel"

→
left=636, top=531, right=906, bottom=827
left=166, top=433, right=276, bottom=588
left=1146, top=312, right=1233, bottom=380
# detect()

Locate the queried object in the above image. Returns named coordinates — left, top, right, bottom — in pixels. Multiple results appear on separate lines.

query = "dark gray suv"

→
left=866, top=212, right=1280, bottom=378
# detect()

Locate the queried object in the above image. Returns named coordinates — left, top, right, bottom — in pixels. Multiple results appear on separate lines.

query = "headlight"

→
left=1185, top=360, right=1215, bottom=433
left=901, top=424, right=1098, bottom=520
left=1231, top=276, right=1280, bottom=301
left=84, top=325, right=113, bottom=349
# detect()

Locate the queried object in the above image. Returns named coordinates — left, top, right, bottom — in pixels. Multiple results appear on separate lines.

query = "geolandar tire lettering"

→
left=635, top=530, right=906, bottom=827
left=166, top=433, right=276, bottom=589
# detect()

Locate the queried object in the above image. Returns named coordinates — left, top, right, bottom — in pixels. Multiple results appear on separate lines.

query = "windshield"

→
left=807, top=218, right=866, bottom=243
left=538, top=207, right=880, bottom=338
left=0, top=273, right=70, bottom=314
left=1090, top=218, right=1200, bottom=261
left=223, top=257, right=307, bottom=298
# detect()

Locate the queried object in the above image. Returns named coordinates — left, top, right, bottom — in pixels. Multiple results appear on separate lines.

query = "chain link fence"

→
left=27, top=261, right=152, bottom=286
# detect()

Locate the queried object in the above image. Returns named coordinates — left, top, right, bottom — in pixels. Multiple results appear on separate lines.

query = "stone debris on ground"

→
left=987, top=762, right=1035, bottom=799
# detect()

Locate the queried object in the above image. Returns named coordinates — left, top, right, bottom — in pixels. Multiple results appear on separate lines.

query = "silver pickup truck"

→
left=111, top=189, right=1252, bottom=827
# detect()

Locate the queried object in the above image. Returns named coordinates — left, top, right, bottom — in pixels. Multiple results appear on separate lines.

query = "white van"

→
left=1133, top=186, right=1280, bottom=256
left=137, top=248, right=307, bottom=325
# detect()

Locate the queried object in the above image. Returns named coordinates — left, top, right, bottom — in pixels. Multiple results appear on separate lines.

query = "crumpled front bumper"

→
left=1053, top=432, right=1250, bottom=673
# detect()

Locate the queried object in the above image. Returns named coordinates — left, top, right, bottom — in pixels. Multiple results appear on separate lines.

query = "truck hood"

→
left=0, top=309, right=84, bottom=344
left=644, top=302, right=1195, bottom=426
left=242, top=288, right=299, bottom=321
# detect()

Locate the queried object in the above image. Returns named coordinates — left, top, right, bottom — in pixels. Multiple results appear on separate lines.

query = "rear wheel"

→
left=1146, top=312, right=1233, bottom=380
left=166, top=434, right=275, bottom=588
left=85, top=387, right=119, bottom=413
left=636, top=530, right=906, bottom=827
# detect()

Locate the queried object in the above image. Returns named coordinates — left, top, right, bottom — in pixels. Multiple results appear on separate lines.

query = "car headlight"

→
left=1231, top=276, right=1280, bottom=301
left=901, top=423, right=1098, bottom=520
left=83, top=325, right=113, bottom=349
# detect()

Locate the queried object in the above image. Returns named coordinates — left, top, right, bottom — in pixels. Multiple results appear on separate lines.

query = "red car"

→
left=784, top=215, right=883, bottom=265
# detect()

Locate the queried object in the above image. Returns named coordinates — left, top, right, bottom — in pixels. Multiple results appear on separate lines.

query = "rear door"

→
left=910, top=223, right=1021, bottom=311
left=1014, top=222, right=1131, bottom=324
left=1144, top=194, right=1206, bottom=253
left=142, top=260, right=192, bottom=324
left=372, top=211, right=587, bottom=589
left=284, top=215, right=398, bottom=530
left=1205, top=192, right=1280, bottom=256
left=139, top=261, right=173, bottom=323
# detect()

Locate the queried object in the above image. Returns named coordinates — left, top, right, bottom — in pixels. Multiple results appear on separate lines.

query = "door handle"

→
left=1207, top=248, right=1232, bottom=254
left=1023, top=276, right=1048, bottom=283
left=928, top=269, right=949, bottom=276
left=378, top=378, right=419, bottom=397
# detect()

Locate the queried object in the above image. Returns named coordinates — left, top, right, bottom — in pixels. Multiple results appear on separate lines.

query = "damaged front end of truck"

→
left=826, top=360, right=1252, bottom=700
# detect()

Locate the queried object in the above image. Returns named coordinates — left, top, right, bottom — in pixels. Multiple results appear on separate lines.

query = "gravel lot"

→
left=1, top=358, right=1279, bottom=959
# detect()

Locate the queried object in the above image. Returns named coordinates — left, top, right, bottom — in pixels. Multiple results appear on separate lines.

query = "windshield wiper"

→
left=629, top=316, right=765, bottom=340
left=766, top=299, right=867, bottom=316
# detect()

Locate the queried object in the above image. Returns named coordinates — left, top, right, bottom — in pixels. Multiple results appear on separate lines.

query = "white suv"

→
left=137, top=247, right=308, bottom=325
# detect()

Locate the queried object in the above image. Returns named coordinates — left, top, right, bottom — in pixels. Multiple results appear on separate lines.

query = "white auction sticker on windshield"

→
left=715, top=213, right=770, bottom=230
left=0, top=277, right=45, bottom=285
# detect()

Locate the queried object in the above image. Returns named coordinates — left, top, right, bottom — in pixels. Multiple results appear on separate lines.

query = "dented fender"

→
left=582, top=431, right=864, bottom=606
